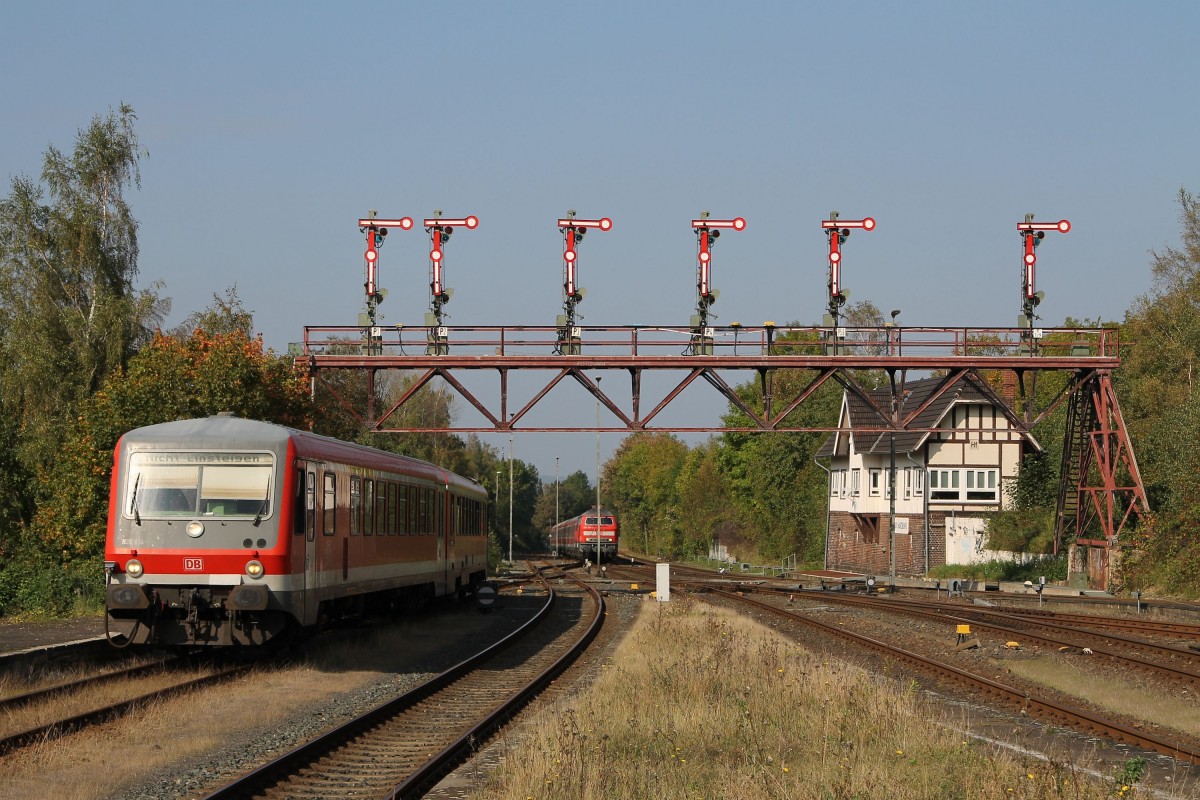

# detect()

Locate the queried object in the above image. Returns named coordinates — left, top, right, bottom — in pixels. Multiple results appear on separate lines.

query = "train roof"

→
left=117, top=415, right=486, bottom=494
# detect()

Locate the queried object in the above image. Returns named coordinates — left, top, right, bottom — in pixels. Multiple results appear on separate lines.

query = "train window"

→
left=306, top=471, right=315, bottom=539
left=399, top=485, right=408, bottom=534
left=323, top=473, right=336, bottom=536
left=375, top=481, right=387, bottom=535
left=293, top=467, right=305, bottom=535
left=387, top=482, right=398, bottom=535
left=364, top=479, right=375, bottom=535
left=127, top=452, right=273, bottom=519
left=350, top=476, right=361, bottom=535
left=418, top=489, right=427, bottom=534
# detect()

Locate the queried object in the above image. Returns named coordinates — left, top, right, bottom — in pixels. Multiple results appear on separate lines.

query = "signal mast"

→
left=422, top=210, right=478, bottom=354
left=1016, top=214, right=1071, bottom=349
left=821, top=212, right=875, bottom=350
left=357, top=211, right=414, bottom=354
left=555, top=210, right=612, bottom=355
left=690, top=212, right=745, bottom=354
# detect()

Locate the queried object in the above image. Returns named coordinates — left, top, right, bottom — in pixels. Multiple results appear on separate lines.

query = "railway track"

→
left=604, top=561, right=1200, bottom=765
left=199, top=566, right=603, bottom=800
left=701, top=585, right=1200, bottom=765
left=0, top=658, right=253, bottom=756
left=772, top=590, right=1200, bottom=686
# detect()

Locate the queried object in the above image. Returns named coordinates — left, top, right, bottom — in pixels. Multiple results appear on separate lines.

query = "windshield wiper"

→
left=252, top=485, right=271, bottom=527
left=130, top=473, right=142, bottom=526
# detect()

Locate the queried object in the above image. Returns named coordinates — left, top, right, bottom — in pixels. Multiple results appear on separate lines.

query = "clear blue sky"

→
left=3, top=2, right=1196, bottom=479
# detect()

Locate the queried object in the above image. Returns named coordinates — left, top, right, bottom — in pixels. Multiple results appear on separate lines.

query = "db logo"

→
left=183, top=557, right=204, bottom=571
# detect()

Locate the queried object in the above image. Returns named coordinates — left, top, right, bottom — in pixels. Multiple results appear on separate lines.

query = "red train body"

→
left=104, top=415, right=488, bottom=647
left=549, top=507, right=618, bottom=561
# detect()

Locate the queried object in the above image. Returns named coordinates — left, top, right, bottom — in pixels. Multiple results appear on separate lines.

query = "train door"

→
left=445, top=489, right=456, bottom=593
left=302, top=465, right=319, bottom=624
left=436, top=486, right=446, bottom=593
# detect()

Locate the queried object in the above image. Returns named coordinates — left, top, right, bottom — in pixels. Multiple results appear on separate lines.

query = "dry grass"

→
left=0, top=603, right=505, bottom=799
left=1003, top=656, right=1200, bottom=738
left=473, top=596, right=1181, bottom=800
left=0, top=661, right=358, bottom=800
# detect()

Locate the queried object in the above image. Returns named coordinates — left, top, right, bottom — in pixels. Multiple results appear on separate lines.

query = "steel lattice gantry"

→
left=294, top=323, right=1146, bottom=549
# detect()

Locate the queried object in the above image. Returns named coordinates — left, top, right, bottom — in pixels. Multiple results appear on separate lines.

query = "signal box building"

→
left=816, top=374, right=1040, bottom=577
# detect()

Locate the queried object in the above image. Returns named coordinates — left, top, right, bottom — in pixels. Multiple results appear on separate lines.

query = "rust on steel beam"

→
left=298, top=324, right=1121, bottom=434
left=1076, top=371, right=1148, bottom=545
left=636, top=368, right=705, bottom=429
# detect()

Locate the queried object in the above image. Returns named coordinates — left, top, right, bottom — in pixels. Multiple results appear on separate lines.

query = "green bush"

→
left=0, top=546, right=104, bottom=618
left=927, top=555, right=1066, bottom=583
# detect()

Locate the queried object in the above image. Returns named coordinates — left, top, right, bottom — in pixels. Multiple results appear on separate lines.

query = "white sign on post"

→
left=656, top=562, right=670, bottom=602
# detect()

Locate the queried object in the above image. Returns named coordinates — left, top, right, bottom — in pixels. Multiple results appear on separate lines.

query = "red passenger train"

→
left=104, top=414, right=488, bottom=647
left=549, top=507, right=618, bottom=561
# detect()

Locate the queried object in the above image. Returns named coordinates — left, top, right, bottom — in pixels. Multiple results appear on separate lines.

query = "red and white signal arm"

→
left=423, top=216, right=479, bottom=230
left=358, top=217, right=415, bottom=230
left=821, top=217, right=876, bottom=231
left=558, top=218, right=612, bottom=297
left=822, top=217, right=874, bottom=298
left=558, top=217, right=613, bottom=231
left=359, top=217, right=413, bottom=297
left=691, top=217, right=746, bottom=231
left=1016, top=219, right=1071, bottom=233
left=692, top=218, right=745, bottom=297
left=423, top=216, right=478, bottom=296
left=1017, top=219, right=1069, bottom=298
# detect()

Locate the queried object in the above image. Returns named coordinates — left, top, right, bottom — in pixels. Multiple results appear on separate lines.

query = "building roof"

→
left=815, top=372, right=1040, bottom=458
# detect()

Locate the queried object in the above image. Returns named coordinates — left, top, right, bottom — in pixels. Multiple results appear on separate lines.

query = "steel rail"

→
left=0, top=656, right=176, bottom=712
left=703, top=587, right=1200, bottom=765
left=200, top=570, right=603, bottom=800
left=0, top=663, right=252, bottom=756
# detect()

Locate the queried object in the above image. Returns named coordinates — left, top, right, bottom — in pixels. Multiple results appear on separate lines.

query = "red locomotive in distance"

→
left=104, top=414, right=488, bottom=647
left=550, top=507, right=618, bottom=561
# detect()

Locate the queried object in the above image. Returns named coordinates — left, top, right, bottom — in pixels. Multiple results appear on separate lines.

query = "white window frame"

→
left=869, top=468, right=882, bottom=497
left=928, top=467, right=998, bottom=503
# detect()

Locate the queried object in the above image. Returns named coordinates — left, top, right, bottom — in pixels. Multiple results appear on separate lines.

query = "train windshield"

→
left=584, top=516, right=615, bottom=526
left=125, top=452, right=274, bottom=519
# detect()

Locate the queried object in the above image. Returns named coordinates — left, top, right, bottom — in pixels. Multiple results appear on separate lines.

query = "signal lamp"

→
left=245, top=559, right=265, bottom=579
left=125, top=558, right=144, bottom=579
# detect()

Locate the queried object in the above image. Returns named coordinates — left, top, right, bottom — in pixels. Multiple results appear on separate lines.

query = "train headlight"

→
left=186, top=521, right=205, bottom=538
left=125, top=558, right=144, bottom=579
left=245, top=559, right=265, bottom=579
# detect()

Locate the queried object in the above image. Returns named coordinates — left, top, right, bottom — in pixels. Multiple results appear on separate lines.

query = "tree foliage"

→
left=532, top=470, right=595, bottom=536
left=1117, top=188, right=1200, bottom=594
left=602, top=433, right=688, bottom=557
left=31, top=329, right=312, bottom=564
left=0, top=104, right=165, bottom=470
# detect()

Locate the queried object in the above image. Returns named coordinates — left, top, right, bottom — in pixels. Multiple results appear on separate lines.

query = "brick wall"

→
left=827, top=512, right=930, bottom=577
